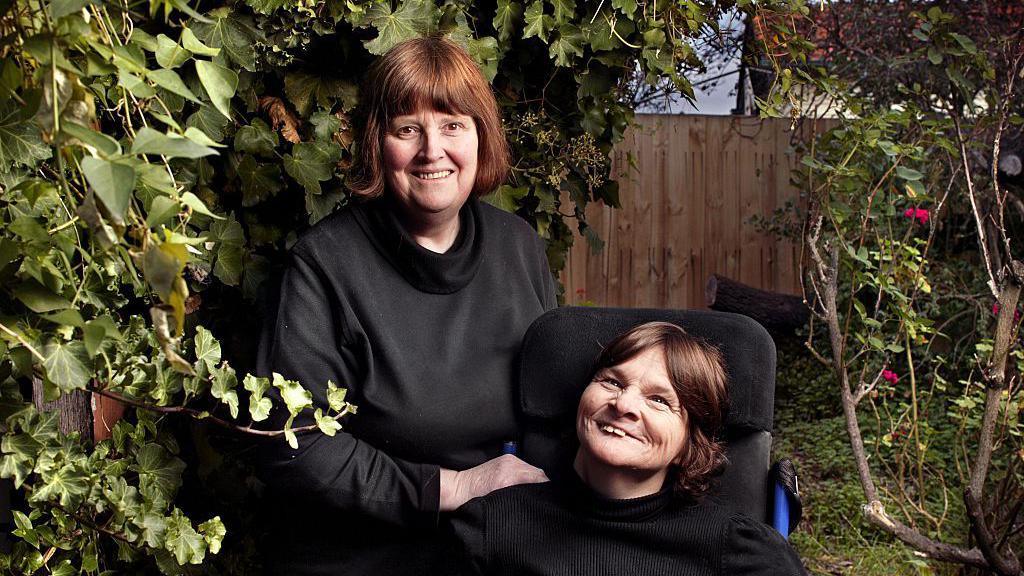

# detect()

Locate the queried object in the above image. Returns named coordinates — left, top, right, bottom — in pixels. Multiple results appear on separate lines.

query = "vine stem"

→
left=89, top=387, right=354, bottom=439
left=0, top=322, right=46, bottom=363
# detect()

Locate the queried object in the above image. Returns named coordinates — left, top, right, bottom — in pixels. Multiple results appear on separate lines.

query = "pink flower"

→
left=993, top=303, right=1022, bottom=322
left=881, top=369, right=899, bottom=384
left=903, top=207, right=929, bottom=225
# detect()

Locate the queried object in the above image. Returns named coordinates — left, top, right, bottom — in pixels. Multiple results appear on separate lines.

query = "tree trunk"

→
left=31, top=378, right=93, bottom=441
left=705, top=274, right=810, bottom=334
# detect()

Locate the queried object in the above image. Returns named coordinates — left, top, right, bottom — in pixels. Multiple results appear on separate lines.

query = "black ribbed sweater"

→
left=256, top=198, right=557, bottom=575
left=447, top=472, right=807, bottom=576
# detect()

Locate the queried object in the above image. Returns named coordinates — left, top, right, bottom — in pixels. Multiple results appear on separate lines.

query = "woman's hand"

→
left=439, top=455, right=549, bottom=511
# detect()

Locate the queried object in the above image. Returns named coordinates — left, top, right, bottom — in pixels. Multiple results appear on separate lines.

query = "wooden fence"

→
left=559, top=115, right=828, bottom=309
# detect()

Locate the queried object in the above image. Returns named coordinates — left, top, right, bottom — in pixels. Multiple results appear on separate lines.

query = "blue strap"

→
left=773, top=481, right=790, bottom=539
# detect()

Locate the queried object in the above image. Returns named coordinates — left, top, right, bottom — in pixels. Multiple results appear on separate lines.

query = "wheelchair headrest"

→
left=518, top=307, right=776, bottom=435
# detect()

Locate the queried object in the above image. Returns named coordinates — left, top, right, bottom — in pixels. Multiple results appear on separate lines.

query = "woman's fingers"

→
left=439, top=455, right=549, bottom=511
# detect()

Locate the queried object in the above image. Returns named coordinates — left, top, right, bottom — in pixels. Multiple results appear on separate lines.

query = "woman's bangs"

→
left=388, top=58, right=476, bottom=119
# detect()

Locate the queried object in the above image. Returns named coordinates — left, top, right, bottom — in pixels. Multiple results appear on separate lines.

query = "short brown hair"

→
left=592, top=322, right=730, bottom=498
left=348, top=37, right=509, bottom=199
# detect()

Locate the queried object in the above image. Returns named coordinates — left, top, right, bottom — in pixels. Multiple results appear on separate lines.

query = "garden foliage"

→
left=0, top=0, right=750, bottom=571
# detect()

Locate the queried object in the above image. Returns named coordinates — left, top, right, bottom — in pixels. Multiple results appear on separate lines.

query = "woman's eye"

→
left=444, top=122, right=463, bottom=131
left=649, top=396, right=671, bottom=408
left=396, top=126, right=418, bottom=136
left=598, top=377, right=623, bottom=389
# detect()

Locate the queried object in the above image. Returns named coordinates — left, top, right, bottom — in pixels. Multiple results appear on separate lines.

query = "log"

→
left=31, top=377, right=92, bottom=441
left=705, top=274, right=810, bottom=334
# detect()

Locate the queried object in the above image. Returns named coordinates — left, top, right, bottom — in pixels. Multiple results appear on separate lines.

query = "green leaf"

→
left=612, top=0, right=636, bottom=17
left=132, top=126, right=218, bottom=158
left=180, top=191, right=223, bottom=219
left=467, top=36, right=500, bottom=82
left=210, top=216, right=244, bottom=284
left=82, top=321, right=106, bottom=357
left=550, top=0, right=575, bottom=24
left=245, top=0, right=289, bottom=15
left=49, top=0, right=92, bottom=19
left=42, top=340, right=90, bottom=391
left=146, top=195, right=179, bottom=228
left=310, top=111, right=342, bottom=142
left=326, top=381, right=348, bottom=412
left=181, top=27, right=220, bottom=56
left=314, top=408, right=342, bottom=436
left=155, top=34, right=192, bottom=69
left=927, top=46, right=942, bottom=65
left=148, top=69, right=200, bottom=103
left=81, top=157, right=136, bottom=221
left=272, top=372, right=312, bottom=417
left=238, top=155, right=283, bottom=207
left=49, top=560, right=75, bottom=576
left=30, top=463, right=90, bottom=507
left=135, top=443, right=186, bottom=507
left=60, top=122, right=121, bottom=156
left=234, top=119, right=278, bottom=157
left=493, top=0, right=523, bottom=42
left=191, top=9, right=258, bottom=71
left=363, top=0, right=437, bottom=55
left=549, top=24, right=584, bottom=66
left=484, top=185, right=528, bottom=213
left=13, top=280, right=72, bottom=313
left=243, top=374, right=272, bottom=421
left=42, top=309, right=84, bottom=327
left=199, top=516, right=226, bottom=555
left=0, top=103, right=51, bottom=168
left=284, top=71, right=358, bottom=117
left=283, top=141, right=342, bottom=195
left=194, top=60, right=238, bottom=120
left=164, top=509, right=206, bottom=565
left=193, top=326, right=221, bottom=370
left=136, top=510, right=168, bottom=548
left=895, top=166, right=924, bottom=181
left=950, top=32, right=977, bottom=55
left=186, top=106, right=231, bottom=142
left=210, top=364, right=239, bottom=419
left=523, top=1, right=553, bottom=42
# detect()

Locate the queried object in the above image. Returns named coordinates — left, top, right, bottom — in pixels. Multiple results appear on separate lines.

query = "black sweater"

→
left=448, top=473, right=807, bottom=576
left=256, top=198, right=557, bottom=575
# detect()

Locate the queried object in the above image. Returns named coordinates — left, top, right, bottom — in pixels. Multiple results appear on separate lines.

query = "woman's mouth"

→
left=415, top=170, right=453, bottom=180
left=600, top=424, right=628, bottom=438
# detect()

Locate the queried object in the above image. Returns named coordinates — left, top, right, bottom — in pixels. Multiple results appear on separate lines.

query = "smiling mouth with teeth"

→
left=416, top=170, right=453, bottom=180
left=601, top=425, right=627, bottom=437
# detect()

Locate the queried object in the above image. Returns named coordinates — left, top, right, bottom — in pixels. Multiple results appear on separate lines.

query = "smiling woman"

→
left=446, top=322, right=807, bottom=576
left=256, top=37, right=556, bottom=575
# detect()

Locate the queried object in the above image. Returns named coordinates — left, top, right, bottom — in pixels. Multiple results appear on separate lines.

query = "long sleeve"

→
left=722, top=514, right=808, bottom=576
left=443, top=497, right=489, bottom=576
left=256, top=248, right=439, bottom=529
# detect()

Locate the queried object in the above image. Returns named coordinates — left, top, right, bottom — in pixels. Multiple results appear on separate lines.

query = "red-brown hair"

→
left=592, top=322, right=730, bottom=498
left=347, top=37, right=509, bottom=199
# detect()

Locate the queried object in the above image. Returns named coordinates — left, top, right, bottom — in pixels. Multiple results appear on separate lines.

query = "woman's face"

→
left=575, top=347, right=689, bottom=480
left=382, top=108, right=479, bottom=224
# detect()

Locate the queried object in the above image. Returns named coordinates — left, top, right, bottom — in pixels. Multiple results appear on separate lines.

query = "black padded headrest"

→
left=518, top=307, right=776, bottom=434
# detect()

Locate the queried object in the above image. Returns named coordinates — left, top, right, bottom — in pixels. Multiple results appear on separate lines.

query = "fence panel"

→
left=561, top=115, right=826, bottom=309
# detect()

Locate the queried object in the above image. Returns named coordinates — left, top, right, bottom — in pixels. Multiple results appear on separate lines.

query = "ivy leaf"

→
left=49, top=0, right=93, bottom=19
left=42, top=340, right=91, bottom=392
left=191, top=9, right=258, bottom=71
left=136, top=511, right=168, bottom=548
left=243, top=374, right=272, bottom=422
left=238, top=155, right=283, bottom=207
left=245, top=0, right=289, bottom=15
left=284, top=71, right=357, bottom=117
left=363, top=0, right=437, bottom=55
left=550, top=0, right=575, bottom=24
left=272, top=372, right=312, bottom=417
left=147, top=69, right=200, bottom=103
left=155, top=35, right=192, bottom=69
left=467, top=36, right=500, bottom=82
left=209, top=364, right=239, bottom=419
left=60, top=122, right=121, bottom=156
left=135, top=444, right=186, bottom=508
left=283, top=141, right=342, bottom=195
left=314, top=408, right=342, bottom=436
left=209, top=216, right=244, bottom=285
left=195, top=60, right=238, bottom=120
left=550, top=24, right=584, bottom=66
left=612, top=0, right=637, bottom=18
left=326, top=381, right=348, bottom=412
left=310, top=111, right=341, bottom=142
left=181, top=27, right=220, bottom=56
left=0, top=103, right=51, bottom=168
left=132, top=126, right=218, bottom=158
left=523, top=1, right=553, bottom=43
left=234, top=119, right=278, bottom=157
left=493, top=0, right=523, bottom=42
left=199, top=516, right=226, bottom=555
left=13, top=279, right=72, bottom=313
left=30, top=463, right=91, bottom=508
left=81, top=157, right=136, bottom=222
left=193, top=326, right=221, bottom=371
left=164, top=509, right=206, bottom=565
left=186, top=106, right=231, bottom=142
left=484, top=185, right=528, bottom=213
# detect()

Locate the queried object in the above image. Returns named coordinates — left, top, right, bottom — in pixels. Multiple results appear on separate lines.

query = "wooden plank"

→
left=687, top=117, right=707, bottom=309
left=738, top=116, right=762, bottom=287
left=665, top=117, right=689, bottom=308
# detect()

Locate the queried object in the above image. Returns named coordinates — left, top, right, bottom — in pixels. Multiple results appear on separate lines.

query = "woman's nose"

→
left=610, top=387, right=642, bottom=417
left=419, top=129, right=445, bottom=160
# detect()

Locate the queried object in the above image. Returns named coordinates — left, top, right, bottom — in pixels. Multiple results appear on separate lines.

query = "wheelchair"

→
left=516, top=306, right=802, bottom=538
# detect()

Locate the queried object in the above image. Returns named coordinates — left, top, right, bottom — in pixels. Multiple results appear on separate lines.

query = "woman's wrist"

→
left=439, top=467, right=461, bottom=512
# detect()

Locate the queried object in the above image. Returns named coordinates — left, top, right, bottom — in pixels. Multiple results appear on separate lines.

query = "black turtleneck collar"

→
left=352, top=197, right=484, bottom=295
left=558, top=467, right=675, bottom=523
